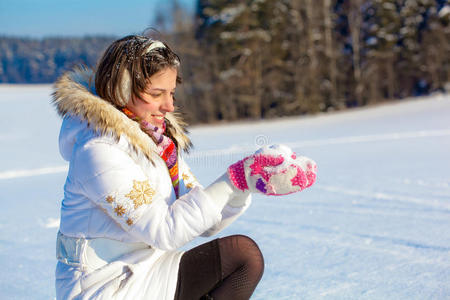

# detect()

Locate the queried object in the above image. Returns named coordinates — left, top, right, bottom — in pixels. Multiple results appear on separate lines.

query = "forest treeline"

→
left=1, top=0, right=449, bottom=124
left=0, top=36, right=115, bottom=84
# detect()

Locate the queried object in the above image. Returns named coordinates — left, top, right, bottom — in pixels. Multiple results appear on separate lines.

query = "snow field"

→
left=0, top=84, right=449, bottom=299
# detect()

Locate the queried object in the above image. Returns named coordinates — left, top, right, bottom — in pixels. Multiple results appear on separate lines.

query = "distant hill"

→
left=0, top=36, right=116, bottom=83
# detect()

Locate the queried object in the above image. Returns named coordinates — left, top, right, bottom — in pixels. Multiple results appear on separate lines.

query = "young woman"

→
left=52, top=35, right=316, bottom=300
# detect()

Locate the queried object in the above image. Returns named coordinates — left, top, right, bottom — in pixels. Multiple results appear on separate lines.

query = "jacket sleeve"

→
left=73, top=141, right=223, bottom=251
left=178, top=156, right=252, bottom=237
left=200, top=192, right=252, bottom=237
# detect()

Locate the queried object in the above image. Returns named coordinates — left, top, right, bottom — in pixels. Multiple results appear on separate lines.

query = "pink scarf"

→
left=122, top=108, right=179, bottom=197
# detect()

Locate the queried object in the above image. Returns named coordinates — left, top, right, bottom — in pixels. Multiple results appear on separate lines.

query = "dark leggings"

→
left=174, top=235, right=264, bottom=300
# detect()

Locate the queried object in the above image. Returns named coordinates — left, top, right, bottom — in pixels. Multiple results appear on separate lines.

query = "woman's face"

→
left=126, top=67, right=177, bottom=127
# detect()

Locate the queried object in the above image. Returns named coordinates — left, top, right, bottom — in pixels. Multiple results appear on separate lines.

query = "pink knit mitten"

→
left=227, top=144, right=317, bottom=196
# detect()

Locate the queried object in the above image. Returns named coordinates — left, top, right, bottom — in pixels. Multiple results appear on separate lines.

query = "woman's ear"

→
left=117, top=69, right=132, bottom=107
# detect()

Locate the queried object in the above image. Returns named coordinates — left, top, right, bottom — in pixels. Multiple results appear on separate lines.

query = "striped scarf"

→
left=122, top=108, right=179, bottom=197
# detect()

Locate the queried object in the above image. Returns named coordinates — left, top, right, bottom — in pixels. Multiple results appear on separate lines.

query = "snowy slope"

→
left=0, top=84, right=449, bottom=299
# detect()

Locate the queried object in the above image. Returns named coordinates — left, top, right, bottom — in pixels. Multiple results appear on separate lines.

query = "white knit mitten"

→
left=227, top=144, right=317, bottom=196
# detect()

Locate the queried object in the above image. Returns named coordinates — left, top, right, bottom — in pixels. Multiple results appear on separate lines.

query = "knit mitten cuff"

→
left=227, top=160, right=249, bottom=191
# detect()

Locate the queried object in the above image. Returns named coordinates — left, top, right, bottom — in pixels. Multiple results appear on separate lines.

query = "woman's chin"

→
left=149, top=117, right=165, bottom=127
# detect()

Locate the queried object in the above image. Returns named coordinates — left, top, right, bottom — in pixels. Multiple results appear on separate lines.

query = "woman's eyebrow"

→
left=147, top=87, right=176, bottom=92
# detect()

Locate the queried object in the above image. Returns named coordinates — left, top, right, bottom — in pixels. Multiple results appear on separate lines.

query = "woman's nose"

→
left=161, top=94, right=175, bottom=113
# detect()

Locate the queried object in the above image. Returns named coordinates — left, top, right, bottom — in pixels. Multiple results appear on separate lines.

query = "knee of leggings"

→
left=234, top=235, right=265, bottom=277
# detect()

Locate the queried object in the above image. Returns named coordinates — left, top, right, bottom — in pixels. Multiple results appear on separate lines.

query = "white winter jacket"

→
left=52, top=69, right=251, bottom=300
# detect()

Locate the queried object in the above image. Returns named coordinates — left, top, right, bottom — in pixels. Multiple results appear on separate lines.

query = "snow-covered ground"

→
left=0, top=84, right=449, bottom=299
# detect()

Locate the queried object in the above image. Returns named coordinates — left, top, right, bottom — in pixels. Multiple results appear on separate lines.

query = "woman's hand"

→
left=227, top=144, right=317, bottom=196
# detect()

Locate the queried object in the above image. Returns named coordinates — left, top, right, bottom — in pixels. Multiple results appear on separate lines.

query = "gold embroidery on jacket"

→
left=105, top=195, right=130, bottom=225
left=114, top=205, right=126, bottom=216
left=182, top=172, right=198, bottom=189
left=104, top=180, right=155, bottom=227
left=106, top=195, right=114, bottom=203
left=125, top=180, right=155, bottom=209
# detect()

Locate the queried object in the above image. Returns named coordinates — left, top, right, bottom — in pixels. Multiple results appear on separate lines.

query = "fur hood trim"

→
left=52, top=67, right=192, bottom=161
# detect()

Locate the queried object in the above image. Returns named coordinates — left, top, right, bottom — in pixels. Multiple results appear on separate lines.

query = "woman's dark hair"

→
left=95, top=35, right=182, bottom=107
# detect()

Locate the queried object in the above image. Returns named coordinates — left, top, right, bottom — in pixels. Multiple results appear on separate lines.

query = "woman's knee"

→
left=241, top=235, right=264, bottom=275
left=221, top=235, right=265, bottom=275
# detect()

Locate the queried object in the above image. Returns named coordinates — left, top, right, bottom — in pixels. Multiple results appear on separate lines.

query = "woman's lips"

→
left=152, top=115, right=165, bottom=122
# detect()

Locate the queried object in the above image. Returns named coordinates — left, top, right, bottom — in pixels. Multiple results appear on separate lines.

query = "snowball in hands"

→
left=227, top=144, right=317, bottom=196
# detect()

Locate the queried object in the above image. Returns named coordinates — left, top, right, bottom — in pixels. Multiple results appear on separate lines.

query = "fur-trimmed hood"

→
left=52, top=67, right=191, bottom=161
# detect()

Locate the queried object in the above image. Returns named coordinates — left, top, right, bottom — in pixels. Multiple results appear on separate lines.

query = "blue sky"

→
left=0, top=0, right=195, bottom=38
